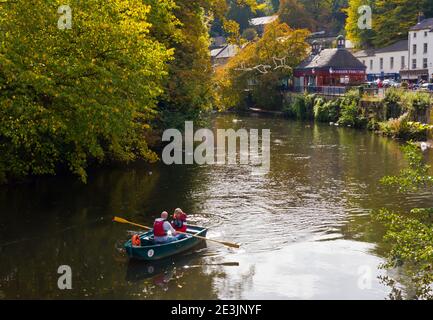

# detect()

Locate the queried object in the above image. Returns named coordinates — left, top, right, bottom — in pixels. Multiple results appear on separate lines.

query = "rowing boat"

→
left=124, top=225, right=207, bottom=261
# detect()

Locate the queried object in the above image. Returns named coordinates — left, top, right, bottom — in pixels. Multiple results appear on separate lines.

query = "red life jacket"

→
left=153, top=219, right=167, bottom=237
left=172, top=213, right=187, bottom=232
left=132, top=234, right=141, bottom=246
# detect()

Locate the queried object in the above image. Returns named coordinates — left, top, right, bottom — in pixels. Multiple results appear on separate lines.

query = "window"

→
left=370, top=60, right=373, bottom=70
left=413, top=44, right=417, bottom=54
left=401, top=56, right=406, bottom=69
left=380, top=58, right=384, bottom=70
left=412, top=59, right=417, bottom=69
left=424, top=43, right=428, bottom=54
left=390, top=57, right=394, bottom=69
left=362, top=60, right=366, bottom=67
left=414, top=32, right=417, bottom=38
left=423, top=58, right=428, bottom=69
left=425, top=31, right=428, bottom=37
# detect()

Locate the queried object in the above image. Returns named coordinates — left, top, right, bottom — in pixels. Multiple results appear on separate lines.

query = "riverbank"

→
left=247, top=88, right=433, bottom=145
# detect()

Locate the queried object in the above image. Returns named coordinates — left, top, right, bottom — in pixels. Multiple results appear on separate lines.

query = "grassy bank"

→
left=282, top=89, right=433, bottom=141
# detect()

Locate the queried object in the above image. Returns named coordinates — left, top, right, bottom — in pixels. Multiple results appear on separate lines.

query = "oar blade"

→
left=222, top=241, right=240, bottom=249
left=113, top=216, right=128, bottom=224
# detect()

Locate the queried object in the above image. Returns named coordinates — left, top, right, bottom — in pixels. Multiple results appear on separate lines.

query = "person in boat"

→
left=153, top=211, right=179, bottom=244
left=171, top=208, right=187, bottom=233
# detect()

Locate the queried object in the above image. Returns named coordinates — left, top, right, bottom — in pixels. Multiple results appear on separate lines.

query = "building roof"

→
left=410, top=18, right=433, bottom=31
left=249, top=15, right=278, bottom=26
left=353, top=49, right=375, bottom=58
left=211, top=44, right=239, bottom=59
left=354, top=40, right=408, bottom=58
left=375, top=40, right=408, bottom=53
left=296, top=48, right=366, bottom=70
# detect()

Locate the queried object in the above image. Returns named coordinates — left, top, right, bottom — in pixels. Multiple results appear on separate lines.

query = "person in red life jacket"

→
left=153, top=211, right=178, bottom=244
left=171, top=208, right=187, bottom=233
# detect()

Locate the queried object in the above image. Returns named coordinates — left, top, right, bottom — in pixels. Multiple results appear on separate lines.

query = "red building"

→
left=294, top=36, right=366, bottom=91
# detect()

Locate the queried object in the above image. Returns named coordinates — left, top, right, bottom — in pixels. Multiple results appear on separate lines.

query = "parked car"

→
left=420, top=83, right=433, bottom=92
left=410, top=84, right=421, bottom=91
left=383, top=79, right=400, bottom=87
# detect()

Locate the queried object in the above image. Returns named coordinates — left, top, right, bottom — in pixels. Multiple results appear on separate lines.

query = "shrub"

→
left=314, top=98, right=340, bottom=122
left=379, top=114, right=411, bottom=139
left=401, top=91, right=432, bottom=120
left=383, top=88, right=403, bottom=119
left=290, top=94, right=315, bottom=120
left=367, top=118, right=380, bottom=131
left=378, top=114, right=432, bottom=140
left=411, top=91, right=431, bottom=114
left=338, top=99, right=358, bottom=127
left=242, top=28, right=258, bottom=41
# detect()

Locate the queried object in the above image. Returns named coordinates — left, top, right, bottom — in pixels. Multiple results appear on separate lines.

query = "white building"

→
left=400, top=18, right=433, bottom=82
left=211, top=44, right=239, bottom=67
left=354, top=40, right=408, bottom=82
left=249, top=15, right=278, bottom=36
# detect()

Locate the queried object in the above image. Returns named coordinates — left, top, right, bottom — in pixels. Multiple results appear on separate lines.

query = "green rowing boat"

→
left=124, top=225, right=208, bottom=261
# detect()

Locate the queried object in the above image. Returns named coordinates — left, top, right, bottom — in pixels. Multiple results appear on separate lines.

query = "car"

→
left=383, top=79, right=400, bottom=87
left=420, top=83, right=433, bottom=92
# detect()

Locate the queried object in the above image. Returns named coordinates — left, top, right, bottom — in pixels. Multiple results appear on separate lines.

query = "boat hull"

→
left=124, top=225, right=208, bottom=261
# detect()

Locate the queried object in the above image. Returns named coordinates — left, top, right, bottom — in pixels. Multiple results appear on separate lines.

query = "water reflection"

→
left=0, top=114, right=432, bottom=299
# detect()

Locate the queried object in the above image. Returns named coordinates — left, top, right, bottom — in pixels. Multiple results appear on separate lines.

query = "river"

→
left=1, top=114, right=432, bottom=299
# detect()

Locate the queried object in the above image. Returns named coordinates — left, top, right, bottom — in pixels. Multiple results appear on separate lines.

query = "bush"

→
left=338, top=99, right=358, bottom=127
left=383, top=89, right=432, bottom=121
left=289, top=94, right=315, bottom=120
left=411, top=91, right=431, bottom=114
left=242, top=28, right=258, bottom=41
left=367, top=118, right=380, bottom=131
left=379, top=114, right=433, bottom=140
left=384, top=88, right=403, bottom=119
left=314, top=98, right=340, bottom=122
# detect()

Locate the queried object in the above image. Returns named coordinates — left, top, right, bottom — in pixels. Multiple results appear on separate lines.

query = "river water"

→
left=1, top=114, right=432, bottom=299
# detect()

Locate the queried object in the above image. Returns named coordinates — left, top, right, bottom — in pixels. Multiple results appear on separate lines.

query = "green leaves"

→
left=0, top=0, right=172, bottom=182
left=380, top=143, right=433, bottom=193
left=346, top=0, right=433, bottom=48
left=214, top=21, right=310, bottom=110
left=375, top=143, right=433, bottom=299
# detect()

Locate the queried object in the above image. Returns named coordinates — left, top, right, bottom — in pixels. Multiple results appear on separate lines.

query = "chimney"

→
left=311, top=41, right=320, bottom=55
left=336, top=35, right=345, bottom=49
left=418, top=12, right=425, bottom=23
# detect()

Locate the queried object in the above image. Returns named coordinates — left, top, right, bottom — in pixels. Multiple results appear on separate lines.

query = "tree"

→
left=373, top=0, right=425, bottom=47
left=0, top=0, right=171, bottom=182
left=345, top=0, right=376, bottom=48
left=224, top=19, right=243, bottom=45
left=157, top=0, right=216, bottom=128
left=425, top=1, right=433, bottom=18
left=375, top=143, right=433, bottom=299
left=242, top=27, right=258, bottom=41
left=279, top=0, right=346, bottom=33
left=156, top=0, right=261, bottom=128
left=226, top=0, right=254, bottom=32
left=278, top=0, right=315, bottom=30
left=214, top=21, right=310, bottom=110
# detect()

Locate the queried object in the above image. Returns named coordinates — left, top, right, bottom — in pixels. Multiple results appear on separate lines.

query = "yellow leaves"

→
left=237, top=0, right=268, bottom=13
left=223, top=19, right=241, bottom=45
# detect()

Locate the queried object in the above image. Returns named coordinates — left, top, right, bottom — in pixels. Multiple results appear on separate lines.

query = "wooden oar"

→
left=113, top=216, right=240, bottom=249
